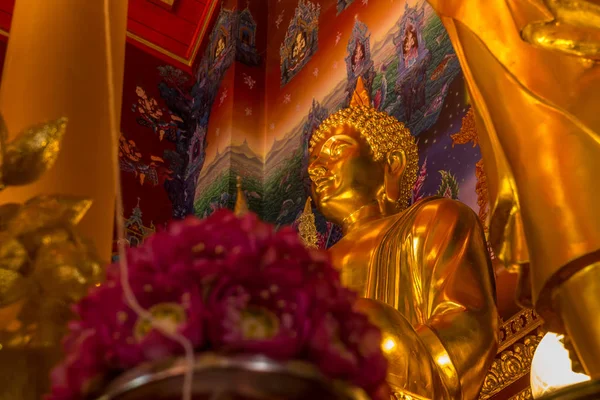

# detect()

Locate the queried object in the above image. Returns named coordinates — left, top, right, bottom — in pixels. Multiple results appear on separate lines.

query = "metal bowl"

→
left=96, top=353, right=371, bottom=400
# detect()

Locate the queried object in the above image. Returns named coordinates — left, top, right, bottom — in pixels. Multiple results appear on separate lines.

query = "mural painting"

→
left=124, top=4, right=263, bottom=220
left=160, top=6, right=261, bottom=218
left=192, top=3, right=266, bottom=219
left=116, top=43, right=193, bottom=253
left=113, top=1, right=264, bottom=257
left=344, top=19, right=376, bottom=106
left=393, top=2, right=432, bottom=124
left=280, top=0, right=320, bottom=86
left=118, top=133, right=172, bottom=187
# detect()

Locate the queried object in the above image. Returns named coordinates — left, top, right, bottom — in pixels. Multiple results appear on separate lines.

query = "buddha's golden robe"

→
left=332, top=197, right=498, bottom=399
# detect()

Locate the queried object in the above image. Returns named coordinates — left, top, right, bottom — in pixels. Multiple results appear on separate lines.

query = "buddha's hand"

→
left=519, top=0, right=600, bottom=59
left=0, top=195, right=104, bottom=348
left=353, top=298, right=435, bottom=399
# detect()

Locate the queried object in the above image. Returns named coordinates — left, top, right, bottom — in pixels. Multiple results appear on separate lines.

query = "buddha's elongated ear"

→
left=383, top=149, right=406, bottom=203
left=350, top=77, right=371, bottom=107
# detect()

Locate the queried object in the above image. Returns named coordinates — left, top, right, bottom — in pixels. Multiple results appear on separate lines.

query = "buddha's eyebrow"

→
left=324, top=135, right=357, bottom=147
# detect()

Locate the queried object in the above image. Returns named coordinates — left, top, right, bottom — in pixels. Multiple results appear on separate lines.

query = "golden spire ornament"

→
left=234, top=176, right=249, bottom=216
left=350, top=76, right=371, bottom=108
left=297, top=197, right=318, bottom=249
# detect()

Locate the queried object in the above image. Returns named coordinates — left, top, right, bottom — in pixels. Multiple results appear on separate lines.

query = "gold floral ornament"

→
left=0, top=115, right=103, bottom=348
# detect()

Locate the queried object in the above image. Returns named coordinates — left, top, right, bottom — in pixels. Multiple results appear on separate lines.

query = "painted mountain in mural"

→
left=196, top=138, right=262, bottom=198
left=265, top=126, right=303, bottom=176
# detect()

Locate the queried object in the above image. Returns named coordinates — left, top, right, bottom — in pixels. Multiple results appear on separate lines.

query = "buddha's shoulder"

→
left=405, top=196, right=478, bottom=223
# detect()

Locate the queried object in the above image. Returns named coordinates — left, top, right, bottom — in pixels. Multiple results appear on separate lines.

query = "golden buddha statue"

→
left=425, top=0, right=600, bottom=376
left=308, top=79, right=498, bottom=399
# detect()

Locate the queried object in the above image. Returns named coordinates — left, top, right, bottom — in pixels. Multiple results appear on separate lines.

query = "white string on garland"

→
left=102, top=1, right=195, bottom=399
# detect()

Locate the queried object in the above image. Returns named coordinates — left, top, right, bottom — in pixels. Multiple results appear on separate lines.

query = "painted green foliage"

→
left=436, top=170, right=459, bottom=200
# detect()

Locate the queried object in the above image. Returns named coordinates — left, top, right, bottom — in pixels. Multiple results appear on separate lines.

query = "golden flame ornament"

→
left=349, top=77, right=371, bottom=108
left=298, top=197, right=318, bottom=249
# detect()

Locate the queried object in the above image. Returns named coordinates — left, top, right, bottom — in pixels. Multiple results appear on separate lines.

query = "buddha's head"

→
left=308, top=78, right=418, bottom=227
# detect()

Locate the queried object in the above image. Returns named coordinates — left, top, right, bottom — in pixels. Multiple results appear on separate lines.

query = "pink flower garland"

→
left=47, top=210, right=389, bottom=400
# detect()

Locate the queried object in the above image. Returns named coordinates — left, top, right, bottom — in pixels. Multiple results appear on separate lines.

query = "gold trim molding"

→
left=509, top=388, right=533, bottom=400
left=499, top=308, right=542, bottom=352
left=0, top=0, right=218, bottom=69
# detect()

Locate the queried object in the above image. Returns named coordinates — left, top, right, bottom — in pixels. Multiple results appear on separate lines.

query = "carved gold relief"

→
left=479, top=331, right=544, bottom=399
left=477, top=309, right=542, bottom=399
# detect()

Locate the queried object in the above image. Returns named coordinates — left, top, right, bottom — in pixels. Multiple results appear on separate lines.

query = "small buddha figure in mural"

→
left=402, top=24, right=419, bottom=68
left=352, top=42, right=365, bottom=72
left=215, top=35, right=226, bottom=59
left=308, top=78, right=498, bottom=399
left=291, top=30, right=308, bottom=67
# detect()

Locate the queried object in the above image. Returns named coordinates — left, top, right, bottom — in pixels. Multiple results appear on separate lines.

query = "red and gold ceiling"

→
left=0, top=0, right=218, bottom=71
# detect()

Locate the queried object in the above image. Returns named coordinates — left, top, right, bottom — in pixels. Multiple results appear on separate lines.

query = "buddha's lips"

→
left=313, top=177, right=333, bottom=191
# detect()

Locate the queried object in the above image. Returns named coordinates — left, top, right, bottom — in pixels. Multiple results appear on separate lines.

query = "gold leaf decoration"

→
left=0, top=114, right=102, bottom=349
left=7, top=195, right=92, bottom=237
left=1, top=117, right=67, bottom=187
left=0, top=233, right=28, bottom=273
left=451, top=107, right=490, bottom=233
left=451, top=107, right=478, bottom=148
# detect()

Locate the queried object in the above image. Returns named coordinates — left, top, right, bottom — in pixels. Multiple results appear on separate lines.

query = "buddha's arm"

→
left=412, top=199, right=499, bottom=400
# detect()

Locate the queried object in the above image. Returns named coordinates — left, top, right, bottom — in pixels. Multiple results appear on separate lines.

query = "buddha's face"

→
left=308, top=125, right=384, bottom=224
